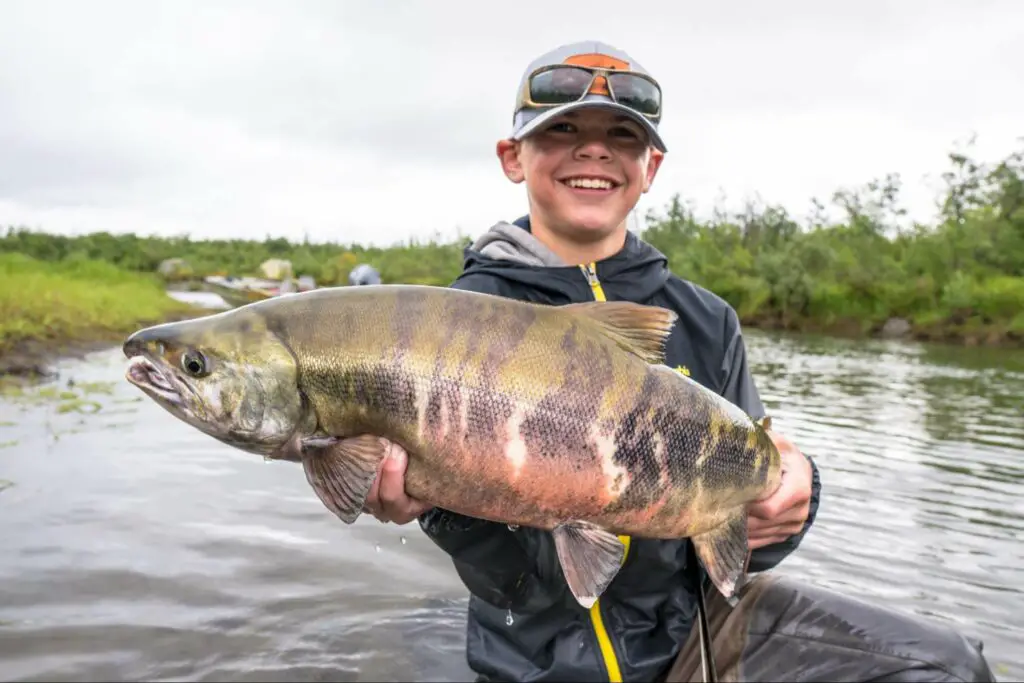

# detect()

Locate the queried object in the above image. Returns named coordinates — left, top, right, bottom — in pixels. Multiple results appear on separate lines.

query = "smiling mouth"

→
left=125, top=356, right=182, bottom=404
left=561, top=177, right=619, bottom=191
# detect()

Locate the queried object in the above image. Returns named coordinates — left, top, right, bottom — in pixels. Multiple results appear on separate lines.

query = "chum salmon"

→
left=122, top=284, right=781, bottom=607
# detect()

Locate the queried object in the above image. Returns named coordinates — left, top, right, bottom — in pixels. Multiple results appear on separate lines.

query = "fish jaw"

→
left=126, top=354, right=184, bottom=408
left=124, top=352, right=245, bottom=450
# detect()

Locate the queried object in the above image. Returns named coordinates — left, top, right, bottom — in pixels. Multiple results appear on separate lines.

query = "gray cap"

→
left=510, top=40, right=667, bottom=153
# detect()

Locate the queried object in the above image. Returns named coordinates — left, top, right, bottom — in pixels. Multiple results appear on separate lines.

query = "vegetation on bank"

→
left=0, top=253, right=197, bottom=356
left=641, top=140, right=1024, bottom=345
left=1, top=139, right=1022, bottom=346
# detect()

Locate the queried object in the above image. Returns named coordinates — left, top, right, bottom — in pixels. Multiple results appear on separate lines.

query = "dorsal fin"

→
left=562, top=301, right=678, bottom=365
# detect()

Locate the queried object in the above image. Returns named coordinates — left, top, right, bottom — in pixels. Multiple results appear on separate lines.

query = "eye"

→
left=181, top=350, right=209, bottom=377
left=544, top=121, right=576, bottom=134
left=609, top=125, right=643, bottom=141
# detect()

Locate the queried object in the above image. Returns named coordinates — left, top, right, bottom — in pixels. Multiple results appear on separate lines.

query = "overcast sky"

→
left=0, top=0, right=1021, bottom=246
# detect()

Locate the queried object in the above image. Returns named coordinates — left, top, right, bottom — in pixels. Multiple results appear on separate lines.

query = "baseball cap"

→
left=510, top=40, right=667, bottom=153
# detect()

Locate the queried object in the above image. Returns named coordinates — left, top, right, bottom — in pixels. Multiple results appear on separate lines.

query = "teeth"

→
left=565, top=177, right=613, bottom=190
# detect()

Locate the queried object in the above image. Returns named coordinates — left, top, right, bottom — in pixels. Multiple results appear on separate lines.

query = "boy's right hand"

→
left=362, top=439, right=434, bottom=524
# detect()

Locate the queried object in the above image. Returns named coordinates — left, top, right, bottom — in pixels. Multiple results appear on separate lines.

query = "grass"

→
left=0, top=252, right=199, bottom=357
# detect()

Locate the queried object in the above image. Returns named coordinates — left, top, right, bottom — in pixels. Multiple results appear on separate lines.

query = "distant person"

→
left=352, top=41, right=995, bottom=682
left=348, top=263, right=382, bottom=286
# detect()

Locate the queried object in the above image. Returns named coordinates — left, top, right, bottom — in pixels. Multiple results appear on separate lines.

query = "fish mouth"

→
left=125, top=355, right=183, bottom=405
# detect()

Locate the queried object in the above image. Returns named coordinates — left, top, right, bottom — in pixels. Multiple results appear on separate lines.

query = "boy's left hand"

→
left=746, top=429, right=813, bottom=549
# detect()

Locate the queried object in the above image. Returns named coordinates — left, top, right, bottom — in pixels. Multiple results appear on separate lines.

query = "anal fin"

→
left=552, top=521, right=626, bottom=609
left=691, top=511, right=750, bottom=605
left=300, top=434, right=387, bottom=524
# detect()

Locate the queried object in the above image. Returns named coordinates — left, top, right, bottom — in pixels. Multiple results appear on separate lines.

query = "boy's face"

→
left=497, top=108, right=664, bottom=245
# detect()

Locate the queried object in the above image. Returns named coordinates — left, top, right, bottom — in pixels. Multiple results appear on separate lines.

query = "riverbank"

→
left=0, top=253, right=204, bottom=378
left=2, top=252, right=1021, bottom=382
left=739, top=310, right=1024, bottom=349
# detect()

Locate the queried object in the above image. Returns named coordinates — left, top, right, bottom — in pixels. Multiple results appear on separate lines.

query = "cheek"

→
left=622, top=152, right=651, bottom=184
left=199, top=383, right=227, bottom=418
left=522, top=154, right=558, bottom=184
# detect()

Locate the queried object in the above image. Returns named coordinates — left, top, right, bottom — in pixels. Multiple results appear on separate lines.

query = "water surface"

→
left=1, top=316, right=1021, bottom=681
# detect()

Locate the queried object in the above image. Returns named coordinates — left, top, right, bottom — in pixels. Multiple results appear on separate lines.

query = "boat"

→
left=203, top=274, right=316, bottom=308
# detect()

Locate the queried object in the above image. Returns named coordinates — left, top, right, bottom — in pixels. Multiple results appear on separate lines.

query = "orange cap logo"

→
left=564, top=53, right=630, bottom=96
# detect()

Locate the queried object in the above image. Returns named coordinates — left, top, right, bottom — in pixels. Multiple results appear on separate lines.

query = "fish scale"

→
left=121, top=284, right=781, bottom=608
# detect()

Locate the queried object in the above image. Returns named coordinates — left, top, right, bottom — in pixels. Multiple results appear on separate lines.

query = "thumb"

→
left=384, top=444, right=407, bottom=473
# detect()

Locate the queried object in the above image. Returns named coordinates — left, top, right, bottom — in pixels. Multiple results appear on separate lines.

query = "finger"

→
left=749, top=534, right=793, bottom=550
left=361, top=456, right=389, bottom=517
left=749, top=485, right=811, bottom=520
left=748, top=517, right=807, bottom=541
left=748, top=498, right=784, bottom=520
left=388, top=499, right=434, bottom=525
left=377, top=445, right=409, bottom=509
left=750, top=504, right=809, bottom=531
left=749, top=524, right=803, bottom=542
left=747, top=512, right=774, bottom=532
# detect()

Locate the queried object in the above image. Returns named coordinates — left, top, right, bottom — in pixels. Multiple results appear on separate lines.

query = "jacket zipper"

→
left=578, top=261, right=630, bottom=683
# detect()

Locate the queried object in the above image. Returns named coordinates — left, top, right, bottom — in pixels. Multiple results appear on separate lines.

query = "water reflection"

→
left=0, top=328, right=1022, bottom=681
left=745, top=330, right=1024, bottom=680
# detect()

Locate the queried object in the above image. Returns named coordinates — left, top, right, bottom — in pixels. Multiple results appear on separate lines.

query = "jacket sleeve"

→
left=415, top=270, right=543, bottom=609
left=718, top=308, right=822, bottom=573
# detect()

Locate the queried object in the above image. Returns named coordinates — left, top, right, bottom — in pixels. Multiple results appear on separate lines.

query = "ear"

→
left=496, top=139, right=525, bottom=184
left=642, top=148, right=665, bottom=194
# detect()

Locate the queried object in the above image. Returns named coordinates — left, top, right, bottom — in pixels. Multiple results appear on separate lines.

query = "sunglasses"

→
left=518, top=64, right=663, bottom=122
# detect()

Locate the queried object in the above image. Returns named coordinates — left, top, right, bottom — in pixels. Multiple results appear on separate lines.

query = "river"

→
left=1, top=293, right=1022, bottom=681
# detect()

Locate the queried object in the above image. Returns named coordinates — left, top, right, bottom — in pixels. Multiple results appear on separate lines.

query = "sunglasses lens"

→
left=528, top=67, right=594, bottom=104
left=607, top=73, right=661, bottom=117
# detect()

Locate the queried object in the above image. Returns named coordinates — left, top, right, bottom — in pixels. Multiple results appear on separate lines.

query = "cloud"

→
left=0, top=0, right=1021, bottom=246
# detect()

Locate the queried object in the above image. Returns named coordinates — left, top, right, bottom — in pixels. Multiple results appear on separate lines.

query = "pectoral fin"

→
left=691, top=511, right=750, bottom=606
left=300, top=434, right=387, bottom=524
left=552, top=521, right=626, bottom=609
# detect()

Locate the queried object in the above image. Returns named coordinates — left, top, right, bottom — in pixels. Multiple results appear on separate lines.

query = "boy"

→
left=360, top=41, right=994, bottom=683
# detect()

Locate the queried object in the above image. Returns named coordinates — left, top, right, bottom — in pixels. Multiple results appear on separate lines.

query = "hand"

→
left=747, top=429, right=812, bottom=549
left=362, top=439, right=434, bottom=525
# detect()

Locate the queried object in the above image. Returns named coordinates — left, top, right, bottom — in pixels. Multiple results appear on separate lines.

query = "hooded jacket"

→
left=418, top=217, right=822, bottom=683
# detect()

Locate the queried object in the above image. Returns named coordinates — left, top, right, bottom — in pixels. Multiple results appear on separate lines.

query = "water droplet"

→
left=507, top=524, right=519, bottom=531
left=375, top=543, right=381, bottom=553
left=506, top=609, right=514, bottom=626
left=400, top=536, right=407, bottom=545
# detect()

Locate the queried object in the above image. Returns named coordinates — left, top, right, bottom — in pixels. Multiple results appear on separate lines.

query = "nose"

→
left=573, top=137, right=612, bottom=161
left=122, top=326, right=161, bottom=358
left=123, top=333, right=144, bottom=358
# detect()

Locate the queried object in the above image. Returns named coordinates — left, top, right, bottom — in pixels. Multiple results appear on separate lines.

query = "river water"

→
left=1, top=294, right=1022, bottom=681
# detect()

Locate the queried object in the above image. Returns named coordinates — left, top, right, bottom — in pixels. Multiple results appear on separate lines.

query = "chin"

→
left=560, top=213, right=627, bottom=241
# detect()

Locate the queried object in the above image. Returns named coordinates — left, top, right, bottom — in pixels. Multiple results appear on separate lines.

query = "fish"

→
left=122, top=284, right=782, bottom=608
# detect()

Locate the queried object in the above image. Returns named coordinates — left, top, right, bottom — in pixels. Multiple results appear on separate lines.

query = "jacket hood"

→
left=461, top=216, right=671, bottom=302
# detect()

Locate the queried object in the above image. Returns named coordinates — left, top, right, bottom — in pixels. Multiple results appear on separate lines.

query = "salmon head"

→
left=122, top=309, right=308, bottom=457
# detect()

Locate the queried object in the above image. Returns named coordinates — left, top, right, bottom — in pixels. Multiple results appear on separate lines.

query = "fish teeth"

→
left=565, top=177, right=614, bottom=190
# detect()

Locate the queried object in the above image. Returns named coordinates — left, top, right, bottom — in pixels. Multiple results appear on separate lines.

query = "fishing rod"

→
left=688, top=542, right=719, bottom=683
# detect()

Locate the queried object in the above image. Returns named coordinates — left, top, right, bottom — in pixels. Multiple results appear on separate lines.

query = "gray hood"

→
left=470, top=221, right=566, bottom=268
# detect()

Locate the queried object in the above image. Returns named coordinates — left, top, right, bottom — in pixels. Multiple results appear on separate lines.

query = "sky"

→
left=0, top=0, right=1021, bottom=247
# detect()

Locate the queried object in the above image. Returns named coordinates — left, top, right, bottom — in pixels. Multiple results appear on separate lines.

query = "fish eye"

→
left=181, top=350, right=209, bottom=377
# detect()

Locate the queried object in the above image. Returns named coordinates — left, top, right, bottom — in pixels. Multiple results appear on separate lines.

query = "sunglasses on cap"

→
left=518, top=64, right=663, bottom=122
